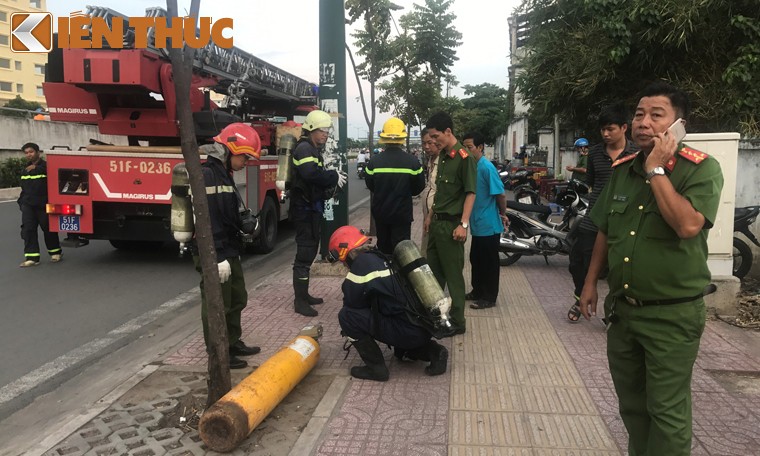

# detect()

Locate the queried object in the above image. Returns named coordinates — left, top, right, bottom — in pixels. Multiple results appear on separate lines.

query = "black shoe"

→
left=394, top=347, right=419, bottom=362
left=424, top=342, right=448, bottom=376
left=464, top=291, right=479, bottom=301
left=230, top=340, right=261, bottom=357
left=229, top=356, right=248, bottom=369
left=470, top=299, right=496, bottom=310
left=294, top=299, right=318, bottom=317
left=306, top=294, right=324, bottom=305
left=351, top=337, right=389, bottom=381
left=451, top=325, right=466, bottom=335
left=350, top=364, right=390, bottom=381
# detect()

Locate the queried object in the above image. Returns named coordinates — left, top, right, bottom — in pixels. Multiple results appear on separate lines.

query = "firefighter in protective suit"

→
left=365, top=117, right=425, bottom=254
left=329, top=226, right=449, bottom=381
left=290, top=110, right=347, bottom=317
left=193, top=123, right=262, bottom=370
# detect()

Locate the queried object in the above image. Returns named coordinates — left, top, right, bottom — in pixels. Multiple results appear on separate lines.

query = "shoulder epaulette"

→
left=611, top=151, right=639, bottom=168
left=678, top=146, right=708, bottom=165
left=458, top=148, right=469, bottom=159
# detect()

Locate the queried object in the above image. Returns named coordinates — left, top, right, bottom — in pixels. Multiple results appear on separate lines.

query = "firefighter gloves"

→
left=218, top=260, right=232, bottom=283
left=337, top=171, right=348, bottom=189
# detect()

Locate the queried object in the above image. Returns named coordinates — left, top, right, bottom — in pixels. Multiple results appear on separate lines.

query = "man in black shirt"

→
left=567, top=104, right=638, bottom=322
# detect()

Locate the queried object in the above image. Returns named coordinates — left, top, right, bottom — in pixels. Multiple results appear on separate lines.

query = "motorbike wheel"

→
left=499, top=251, right=522, bottom=267
left=733, top=237, right=753, bottom=279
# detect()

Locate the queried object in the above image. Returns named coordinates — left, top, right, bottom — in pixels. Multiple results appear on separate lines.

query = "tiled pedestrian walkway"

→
left=40, top=197, right=760, bottom=455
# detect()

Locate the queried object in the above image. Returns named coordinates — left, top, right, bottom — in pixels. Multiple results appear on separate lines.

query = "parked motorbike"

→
left=357, top=162, right=367, bottom=179
left=508, top=168, right=541, bottom=205
left=733, top=205, right=760, bottom=279
left=552, top=178, right=590, bottom=203
left=499, top=194, right=587, bottom=266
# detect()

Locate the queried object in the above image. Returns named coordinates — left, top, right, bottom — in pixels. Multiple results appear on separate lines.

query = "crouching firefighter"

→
left=290, top=110, right=347, bottom=317
left=172, top=123, right=263, bottom=370
left=328, top=226, right=450, bottom=381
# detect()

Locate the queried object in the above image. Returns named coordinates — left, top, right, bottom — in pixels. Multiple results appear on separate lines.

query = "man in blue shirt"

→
left=462, top=132, right=507, bottom=309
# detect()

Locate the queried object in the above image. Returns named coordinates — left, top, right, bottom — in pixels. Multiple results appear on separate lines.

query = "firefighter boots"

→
left=294, top=280, right=318, bottom=316
left=404, top=340, right=449, bottom=376
left=304, top=278, right=323, bottom=304
left=306, top=294, right=324, bottom=305
left=350, top=337, right=389, bottom=382
left=423, top=341, right=448, bottom=376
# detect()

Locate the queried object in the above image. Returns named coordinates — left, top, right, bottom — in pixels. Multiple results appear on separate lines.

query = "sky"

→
left=47, top=0, right=523, bottom=138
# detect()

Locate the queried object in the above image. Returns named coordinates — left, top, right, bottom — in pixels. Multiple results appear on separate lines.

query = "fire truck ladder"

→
left=84, top=5, right=316, bottom=104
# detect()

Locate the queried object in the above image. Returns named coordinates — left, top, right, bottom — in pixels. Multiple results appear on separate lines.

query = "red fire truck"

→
left=42, top=5, right=316, bottom=253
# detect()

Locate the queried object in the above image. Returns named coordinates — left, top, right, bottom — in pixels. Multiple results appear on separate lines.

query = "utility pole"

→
left=166, top=0, right=231, bottom=406
left=319, top=0, right=348, bottom=256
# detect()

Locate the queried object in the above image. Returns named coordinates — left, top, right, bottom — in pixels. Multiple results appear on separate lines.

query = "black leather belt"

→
left=624, top=293, right=703, bottom=307
left=432, top=212, right=461, bottom=222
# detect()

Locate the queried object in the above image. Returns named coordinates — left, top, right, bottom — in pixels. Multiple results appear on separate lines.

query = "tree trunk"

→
left=166, top=0, right=231, bottom=407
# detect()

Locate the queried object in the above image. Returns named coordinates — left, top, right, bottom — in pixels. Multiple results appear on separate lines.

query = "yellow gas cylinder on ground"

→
left=199, top=326, right=322, bottom=452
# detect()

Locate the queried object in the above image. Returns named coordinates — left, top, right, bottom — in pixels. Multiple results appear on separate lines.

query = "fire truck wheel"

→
left=248, top=196, right=278, bottom=254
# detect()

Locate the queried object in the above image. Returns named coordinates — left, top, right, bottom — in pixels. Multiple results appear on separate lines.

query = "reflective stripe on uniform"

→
left=346, top=268, right=393, bottom=284
left=21, top=174, right=46, bottom=180
left=365, top=167, right=422, bottom=176
left=204, top=185, right=235, bottom=195
left=293, top=156, right=322, bottom=167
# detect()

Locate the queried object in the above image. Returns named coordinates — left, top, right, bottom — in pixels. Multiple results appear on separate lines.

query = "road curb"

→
left=288, top=375, right=351, bottom=456
left=0, top=187, right=20, bottom=201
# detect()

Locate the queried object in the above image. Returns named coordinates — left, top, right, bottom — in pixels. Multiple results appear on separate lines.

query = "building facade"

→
left=0, top=0, right=48, bottom=108
left=505, top=14, right=529, bottom=161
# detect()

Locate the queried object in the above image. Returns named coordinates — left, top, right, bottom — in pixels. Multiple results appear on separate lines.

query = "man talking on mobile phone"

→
left=579, top=81, right=724, bottom=456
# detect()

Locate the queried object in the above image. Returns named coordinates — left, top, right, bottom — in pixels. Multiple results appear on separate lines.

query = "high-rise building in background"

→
left=0, top=0, right=49, bottom=108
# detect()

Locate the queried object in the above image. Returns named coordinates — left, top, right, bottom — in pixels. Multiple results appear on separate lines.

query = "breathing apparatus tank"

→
left=170, top=163, right=194, bottom=245
left=392, top=240, right=453, bottom=332
left=275, top=123, right=302, bottom=202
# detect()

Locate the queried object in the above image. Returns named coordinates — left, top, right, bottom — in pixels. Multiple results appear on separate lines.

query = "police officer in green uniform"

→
left=580, top=81, right=724, bottom=455
left=424, top=112, right=477, bottom=335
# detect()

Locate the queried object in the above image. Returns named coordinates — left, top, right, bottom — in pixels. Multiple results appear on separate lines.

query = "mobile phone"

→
left=667, top=118, right=686, bottom=143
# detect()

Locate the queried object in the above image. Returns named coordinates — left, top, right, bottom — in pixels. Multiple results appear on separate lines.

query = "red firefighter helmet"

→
left=328, top=226, right=369, bottom=263
left=213, top=123, right=261, bottom=159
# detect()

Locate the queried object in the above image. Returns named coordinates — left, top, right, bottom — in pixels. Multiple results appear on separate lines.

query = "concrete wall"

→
left=558, top=149, right=577, bottom=180
left=735, top=139, right=760, bottom=278
left=0, top=117, right=126, bottom=159
left=506, top=117, right=528, bottom=159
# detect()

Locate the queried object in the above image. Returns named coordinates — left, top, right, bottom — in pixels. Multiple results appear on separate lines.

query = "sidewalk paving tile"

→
left=39, top=198, right=760, bottom=456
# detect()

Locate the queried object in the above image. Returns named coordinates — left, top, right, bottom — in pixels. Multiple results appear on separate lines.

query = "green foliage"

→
left=1, top=96, right=43, bottom=118
left=515, top=0, right=760, bottom=136
left=399, top=0, right=462, bottom=80
left=346, top=0, right=398, bottom=82
left=457, top=83, right=510, bottom=144
left=346, top=137, right=368, bottom=149
left=347, top=0, right=463, bottom=142
left=0, top=157, right=27, bottom=188
left=346, top=0, right=402, bottom=149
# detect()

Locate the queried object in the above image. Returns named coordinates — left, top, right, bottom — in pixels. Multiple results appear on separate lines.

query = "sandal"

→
left=567, top=303, right=581, bottom=323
